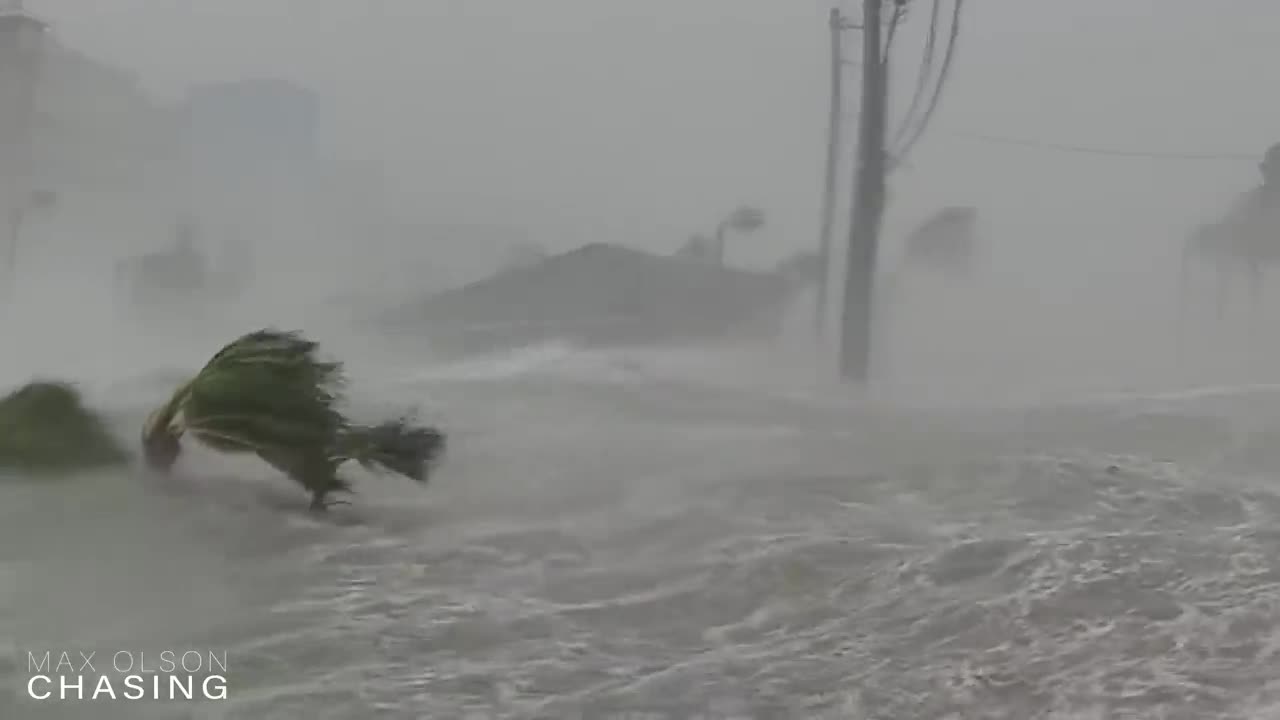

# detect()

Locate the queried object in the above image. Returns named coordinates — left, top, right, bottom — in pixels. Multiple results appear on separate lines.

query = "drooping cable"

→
left=894, top=0, right=963, bottom=167
left=891, top=0, right=941, bottom=150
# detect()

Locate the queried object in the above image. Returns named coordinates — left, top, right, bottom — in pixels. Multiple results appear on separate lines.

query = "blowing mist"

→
left=3, top=1, right=1280, bottom=718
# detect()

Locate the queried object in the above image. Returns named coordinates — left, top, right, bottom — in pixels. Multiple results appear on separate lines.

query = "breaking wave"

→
left=9, top=329, right=1280, bottom=718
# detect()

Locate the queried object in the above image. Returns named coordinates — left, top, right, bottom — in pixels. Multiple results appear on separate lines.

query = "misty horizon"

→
left=24, top=0, right=1277, bottom=275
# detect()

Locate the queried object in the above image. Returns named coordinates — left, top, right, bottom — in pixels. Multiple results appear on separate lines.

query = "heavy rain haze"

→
left=8, top=0, right=1274, bottom=397
left=5, top=0, right=1280, bottom=718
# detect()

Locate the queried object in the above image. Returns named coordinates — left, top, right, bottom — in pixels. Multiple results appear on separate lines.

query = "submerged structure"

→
left=380, top=243, right=807, bottom=355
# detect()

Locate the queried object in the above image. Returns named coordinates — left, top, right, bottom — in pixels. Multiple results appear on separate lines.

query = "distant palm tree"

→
left=711, top=205, right=765, bottom=266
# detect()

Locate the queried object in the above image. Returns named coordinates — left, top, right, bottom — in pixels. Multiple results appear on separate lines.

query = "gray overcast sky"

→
left=28, top=0, right=1280, bottom=270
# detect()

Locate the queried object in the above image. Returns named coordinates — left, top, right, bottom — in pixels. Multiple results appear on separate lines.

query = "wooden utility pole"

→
left=814, top=8, right=846, bottom=339
left=839, top=0, right=889, bottom=382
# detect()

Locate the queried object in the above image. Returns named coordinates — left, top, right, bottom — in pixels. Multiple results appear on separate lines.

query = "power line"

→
left=892, top=0, right=941, bottom=150
left=947, top=130, right=1256, bottom=160
left=892, top=0, right=963, bottom=167
left=881, top=2, right=908, bottom=64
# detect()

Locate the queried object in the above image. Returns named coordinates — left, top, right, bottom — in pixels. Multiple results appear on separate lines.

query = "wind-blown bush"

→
left=0, top=381, right=129, bottom=474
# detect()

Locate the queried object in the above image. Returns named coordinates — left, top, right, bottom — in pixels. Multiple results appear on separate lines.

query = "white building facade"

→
left=177, top=78, right=324, bottom=289
left=0, top=0, right=183, bottom=279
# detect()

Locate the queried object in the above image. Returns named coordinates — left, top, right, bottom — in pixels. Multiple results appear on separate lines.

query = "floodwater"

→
left=7, top=286, right=1280, bottom=718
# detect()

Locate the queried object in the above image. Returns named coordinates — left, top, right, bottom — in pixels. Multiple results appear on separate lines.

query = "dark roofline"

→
left=0, top=2, right=48, bottom=31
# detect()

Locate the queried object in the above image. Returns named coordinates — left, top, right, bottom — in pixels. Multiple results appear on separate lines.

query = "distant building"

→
left=180, top=78, right=320, bottom=194
left=176, top=78, right=323, bottom=278
left=34, top=39, right=178, bottom=193
left=0, top=1, right=47, bottom=228
left=0, top=1, right=181, bottom=269
left=0, top=0, right=177, bottom=191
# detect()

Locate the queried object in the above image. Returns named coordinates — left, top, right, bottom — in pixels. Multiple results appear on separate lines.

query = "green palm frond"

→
left=202, top=329, right=344, bottom=383
left=189, top=330, right=344, bottom=445
left=338, top=416, right=446, bottom=483
left=142, top=330, right=344, bottom=469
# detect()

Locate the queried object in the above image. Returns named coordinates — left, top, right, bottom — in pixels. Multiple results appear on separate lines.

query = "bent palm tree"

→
left=142, top=329, right=445, bottom=510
